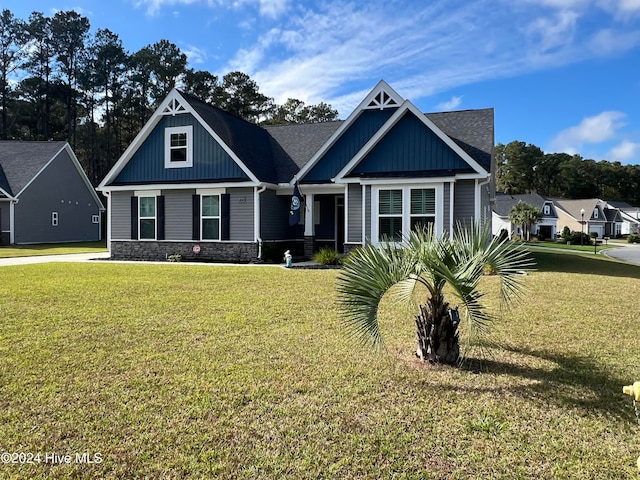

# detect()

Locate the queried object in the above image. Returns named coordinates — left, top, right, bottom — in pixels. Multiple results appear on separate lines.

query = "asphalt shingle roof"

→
left=0, top=141, right=67, bottom=196
left=180, top=91, right=493, bottom=184
left=426, top=108, right=494, bottom=173
left=493, top=193, right=551, bottom=217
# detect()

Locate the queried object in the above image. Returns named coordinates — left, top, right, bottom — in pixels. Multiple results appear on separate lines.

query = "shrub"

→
left=312, top=247, right=342, bottom=266
left=561, top=226, right=571, bottom=241
left=628, top=234, right=640, bottom=244
left=568, top=231, right=591, bottom=245
left=590, top=231, right=598, bottom=239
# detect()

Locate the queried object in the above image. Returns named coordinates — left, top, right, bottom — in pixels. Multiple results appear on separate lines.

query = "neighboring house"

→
left=492, top=193, right=558, bottom=239
left=0, top=141, right=105, bottom=245
left=553, top=198, right=621, bottom=238
left=607, top=201, right=640, bottom=235
left=98, top=81, right=494, bottom=262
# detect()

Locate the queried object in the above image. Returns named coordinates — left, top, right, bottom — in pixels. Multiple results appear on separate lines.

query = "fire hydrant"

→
left=623, top=382, right=640, bottom=472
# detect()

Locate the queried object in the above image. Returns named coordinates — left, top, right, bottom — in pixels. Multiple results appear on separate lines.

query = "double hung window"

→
left=164, top=126, right=193, bottom=168
left=201, top=195, right=220, bottom=240
left=375, top=186, right=439, bottom=243
left=139, top=196, right=156, bottom=240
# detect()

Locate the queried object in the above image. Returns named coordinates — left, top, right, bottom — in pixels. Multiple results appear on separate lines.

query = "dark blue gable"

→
left=348, top=111, right=474, bottom=178
left=302, top=108, right=397, bottom=183
left=112, top=114, right=250, bottom=185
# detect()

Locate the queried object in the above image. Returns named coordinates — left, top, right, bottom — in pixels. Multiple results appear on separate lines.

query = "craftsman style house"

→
left=0, top=141, right=104, bottom=245
left=98, top=81, right=494, bottom=262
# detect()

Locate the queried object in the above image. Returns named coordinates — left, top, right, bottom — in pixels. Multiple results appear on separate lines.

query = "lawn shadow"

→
left=458, top=343, right=633, bottom=422
left=531, top=250, right=640, bottom=279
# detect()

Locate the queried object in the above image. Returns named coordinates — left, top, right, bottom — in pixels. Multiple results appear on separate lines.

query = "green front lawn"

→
left=0, top=253, right=639, bottom=478
left=0, top=241, right=107, bottom=258
left=523, top=240, right=612, bottom=253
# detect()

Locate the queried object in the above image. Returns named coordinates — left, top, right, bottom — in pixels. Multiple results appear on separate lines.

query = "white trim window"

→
left=543, top=204, right=551, bottom=215
left=373, top=185, right=442, bottom=244
left=52, top=212, right=59, bottom=226
left=201, top=194, right=220, bottom=240
left=593, top=208, right=599, bottom=219
left=139, top=196, right=157, bottom=240
left=164, top=125, right=193, bottom=168
left=92, top=214, right=100, bottom=224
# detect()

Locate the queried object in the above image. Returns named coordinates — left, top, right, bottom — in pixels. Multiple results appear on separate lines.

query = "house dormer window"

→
left=543, top=204, right=550, bottom=215
left=593, top=208, right=598, bottom=219
left=165, top=125, right=193, bottom=168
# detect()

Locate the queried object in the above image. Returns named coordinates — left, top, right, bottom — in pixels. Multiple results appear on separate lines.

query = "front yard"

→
left=0, top=252, right=639, bottom=478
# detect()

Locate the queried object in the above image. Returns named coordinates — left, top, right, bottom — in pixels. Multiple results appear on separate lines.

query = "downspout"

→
left=255, top=185, right=267, bottom=260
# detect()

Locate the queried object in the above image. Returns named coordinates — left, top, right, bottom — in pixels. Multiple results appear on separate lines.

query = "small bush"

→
left=312, top=247, right=342, bottom=266
left=568, top=231, right=591, bottom=245
left=168, top=254, right=183, bottom=262
left=628, top=233, right=640, bottom=244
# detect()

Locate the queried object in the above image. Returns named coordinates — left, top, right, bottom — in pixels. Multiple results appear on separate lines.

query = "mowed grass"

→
left=0, top=241, right=107, bottom=258
left=0, top=253, right=639, bottom=479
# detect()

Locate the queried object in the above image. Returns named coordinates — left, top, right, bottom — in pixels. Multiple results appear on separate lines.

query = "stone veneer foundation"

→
left=110, top=241, right=259, bottom=263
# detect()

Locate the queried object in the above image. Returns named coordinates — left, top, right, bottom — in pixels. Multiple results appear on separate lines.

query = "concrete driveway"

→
left=0, top=252, right=110, bottom=267
left=603, top=243, right=640, bottom=266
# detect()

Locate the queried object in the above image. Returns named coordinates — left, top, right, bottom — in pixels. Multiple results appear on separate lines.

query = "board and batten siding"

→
left=229, top=188, right=254, bottom=241
left=453, top=179, right=475, bottom=229
left=111, top=191, right=133, bottom=240
left=347, top=184, right=362, bottom=243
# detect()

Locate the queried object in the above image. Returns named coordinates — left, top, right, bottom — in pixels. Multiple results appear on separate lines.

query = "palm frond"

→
left=336, top=241, right=415, bottom=347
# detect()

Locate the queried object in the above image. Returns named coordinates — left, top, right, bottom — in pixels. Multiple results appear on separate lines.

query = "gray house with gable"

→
left=98, top=81, right=495, bottom=262
left=0, top=141, right=105, bottom=245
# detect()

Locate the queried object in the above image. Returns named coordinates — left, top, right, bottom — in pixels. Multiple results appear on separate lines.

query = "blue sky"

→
left=8, top=0, right=640, bottom=164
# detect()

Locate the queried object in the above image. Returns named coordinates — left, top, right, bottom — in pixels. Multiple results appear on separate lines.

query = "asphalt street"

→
left=603, top=244, right=640, bottom=266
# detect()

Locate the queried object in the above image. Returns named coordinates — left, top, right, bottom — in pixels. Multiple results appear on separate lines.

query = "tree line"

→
left=496, top=141, right=640, bottom=206
left=0, top=8, right=338, bottom=185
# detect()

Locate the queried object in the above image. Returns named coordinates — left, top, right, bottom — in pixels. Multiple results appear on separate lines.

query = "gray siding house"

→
left=98, top=81, right=494, bottom=262
left=0, top=142, right=104, bottom=245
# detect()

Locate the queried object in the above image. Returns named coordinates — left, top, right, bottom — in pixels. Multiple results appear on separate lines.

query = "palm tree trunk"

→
left=415, top=296, right=460, bottom=365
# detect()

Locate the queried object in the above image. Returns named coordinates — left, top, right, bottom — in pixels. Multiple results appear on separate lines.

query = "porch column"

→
left=304, top=193, right=314, bottom=258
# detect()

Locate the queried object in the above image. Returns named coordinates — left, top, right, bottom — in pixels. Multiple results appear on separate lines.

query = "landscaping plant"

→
left=336, top=224, right=534, bottom=365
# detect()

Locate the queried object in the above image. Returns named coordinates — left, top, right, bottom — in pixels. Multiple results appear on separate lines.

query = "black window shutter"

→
left=130, top=196, right=138, bottom=240
left=192, top=194, right=200, bottom=240
left=221, top=194, right=230, bottom=240
left=157, top=195, right=165, bottom=240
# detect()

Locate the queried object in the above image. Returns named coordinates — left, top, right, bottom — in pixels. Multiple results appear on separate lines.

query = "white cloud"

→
left=608, top=140, right=640, bottom=163
left=549, top=111, right=627, bottom=153
left=598, top=0, right=640, bottom=19
left=182, top=45, right=208, bottom=65
left=133, top=0, right=289, bottom=17
left=525, top=10, right=579, bottom=53
left=437, top=96, right=463, bottom=111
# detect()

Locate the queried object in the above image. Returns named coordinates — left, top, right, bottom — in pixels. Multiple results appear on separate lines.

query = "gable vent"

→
left=366, top=90, right=400, bottom=110
left=162, top=98, right=187, bottom=116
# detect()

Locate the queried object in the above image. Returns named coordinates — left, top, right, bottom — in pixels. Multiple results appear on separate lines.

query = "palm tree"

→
left=509, top=202, right=542, bottom=241
left=336, top=224, right=534, bottom=365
